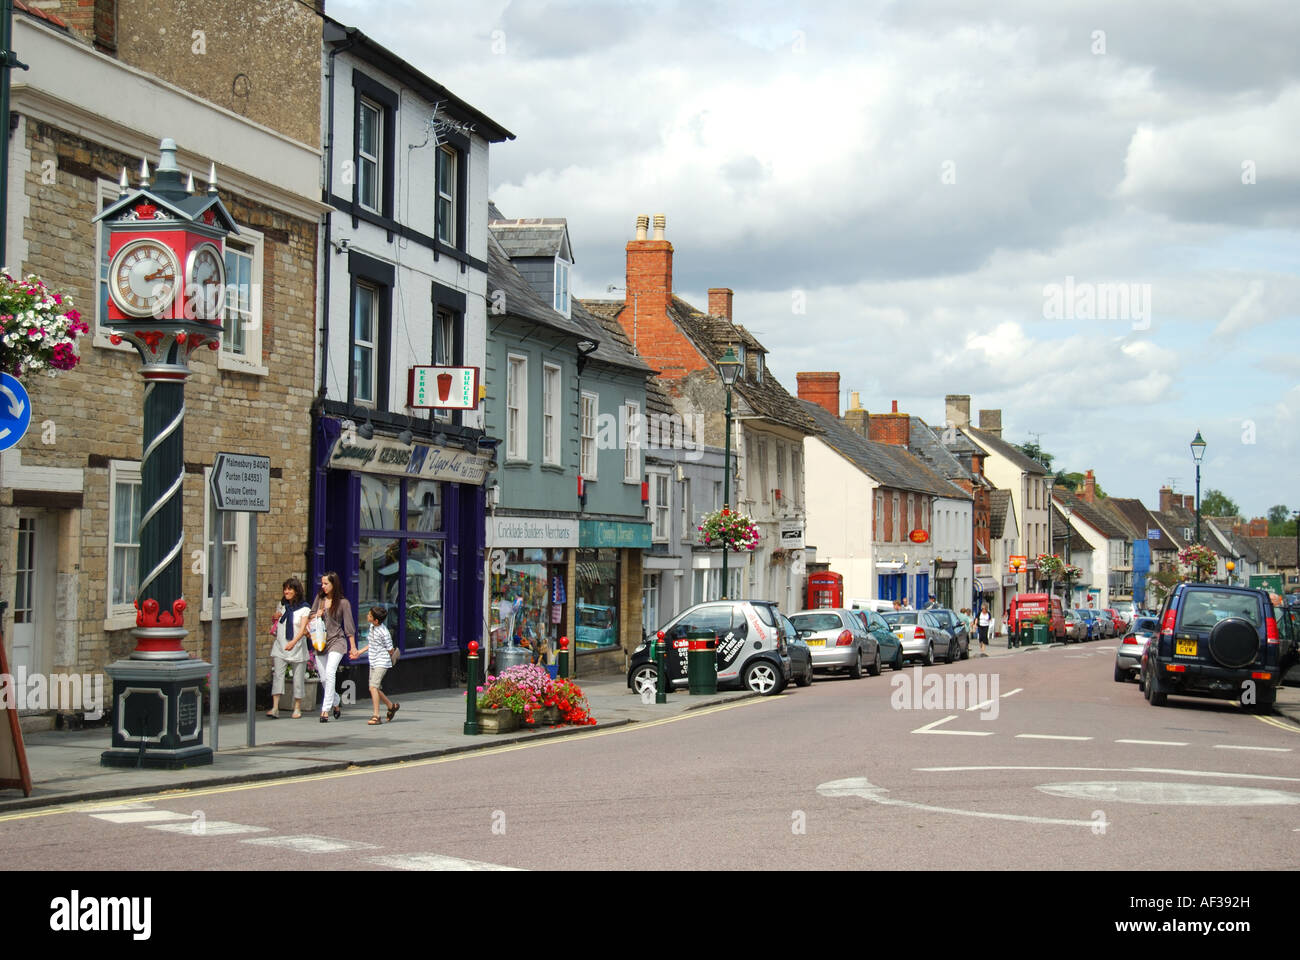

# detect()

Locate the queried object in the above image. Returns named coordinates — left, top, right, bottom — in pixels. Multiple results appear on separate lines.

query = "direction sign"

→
left=210, top=452, right=270, bottom=512
left=0, top=373, right=32, bottom=452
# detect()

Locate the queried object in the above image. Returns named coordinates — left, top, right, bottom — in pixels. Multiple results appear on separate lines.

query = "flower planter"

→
left=525, top=705, right=560, bottom=726
left=278, top=678, right=319, bottom=713
left=478, top=708, right=522, bottom=734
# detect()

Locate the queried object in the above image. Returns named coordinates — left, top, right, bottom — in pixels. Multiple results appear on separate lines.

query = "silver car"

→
left=882, top=610, right=952, bottom=666
left=789, top=608, right=880, bottom=677
left=1114, top=615, right=1159, bottom=681
left=1063, top=610, right=1088, bottom=643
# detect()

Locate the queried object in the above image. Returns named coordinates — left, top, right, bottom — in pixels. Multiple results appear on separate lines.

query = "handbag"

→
left=309, top=616, right=327, bottom=653
left=389, top=643, right=400, bottom=665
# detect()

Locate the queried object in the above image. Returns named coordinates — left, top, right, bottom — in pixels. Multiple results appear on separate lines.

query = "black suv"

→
left=1142, top=582, right=1280, bottom=711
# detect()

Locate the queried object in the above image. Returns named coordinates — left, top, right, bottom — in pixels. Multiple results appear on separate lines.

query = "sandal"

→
left=264, top=711, right=278, bottom=719
left=332, top=705, right=341, bottom=720
left=319, top=715, right=329, bottom=723
left=367, top=716, right=381, bottom=725
left=291, top=710, right=302, bottom=719
left=386, top=702, right=400, bottom=722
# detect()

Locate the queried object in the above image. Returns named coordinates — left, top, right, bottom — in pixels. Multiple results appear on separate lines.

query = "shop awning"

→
left=973, top=577, right=998, bottom=593
left=876, top=561, right=905, bottom=571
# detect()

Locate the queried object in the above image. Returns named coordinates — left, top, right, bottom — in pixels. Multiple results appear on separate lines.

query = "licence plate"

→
left=805, top=639, right=825, bottom=647
left=1176, top=639, right=1197, bottom=656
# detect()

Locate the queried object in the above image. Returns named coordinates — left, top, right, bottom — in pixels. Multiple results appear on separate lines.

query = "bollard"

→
left=558, top=636, right=570, bottom=679
left=464, top=641, right=480, bottom=735
left=655, top=632, right=668, bottom=704
left=687, top=632, right=717, bottom=695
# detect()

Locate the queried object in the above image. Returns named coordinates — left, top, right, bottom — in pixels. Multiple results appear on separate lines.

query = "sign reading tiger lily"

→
left=697, top=507, right=761, bottom=552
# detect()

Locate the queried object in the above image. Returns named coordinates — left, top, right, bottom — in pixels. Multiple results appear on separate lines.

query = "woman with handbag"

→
left=267, top=576, right=312, bottom=718
left=308, top=571, right=357, bottom=723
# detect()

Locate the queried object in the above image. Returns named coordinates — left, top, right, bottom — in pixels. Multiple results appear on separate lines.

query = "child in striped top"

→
left=352, top=606, right=399, bottom=725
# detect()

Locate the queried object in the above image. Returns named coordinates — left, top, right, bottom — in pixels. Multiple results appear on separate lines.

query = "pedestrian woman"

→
left=308, top=571, right=357, bottom=723
left=977, top=604, right=991, bottom=656
left=267, top=576, right=312, bottom=719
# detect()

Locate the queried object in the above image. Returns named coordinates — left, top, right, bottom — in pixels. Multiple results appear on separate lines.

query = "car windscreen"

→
left=1133, top=617, right=1159, bottom=633
left=883, top=613, right=917, bottom=625
left=791, top=613, right=844, bottom=632
left=1179, top=591, right=1262, bottom=629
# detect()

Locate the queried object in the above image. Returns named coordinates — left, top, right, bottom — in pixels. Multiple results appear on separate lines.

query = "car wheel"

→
left=795, top=660, right=813, bottom=687
left=922, top=643, right=934, bottom=667
left=946, top=639, right=957, bottom=664
left=1114, top=662, right=1126, bottom=683
left=868, top=649, right=882, bottom=677
left=631, top=664, right=658, bottom=698
left=960, top=639, right=969, bottom=661
left=893, top=648, right=906, bottom=671
left=744, top=660, right=783, bottom=695
left=1147, top=669, right=1167, bottom=707
left=849, top=651, right=863, bottom=680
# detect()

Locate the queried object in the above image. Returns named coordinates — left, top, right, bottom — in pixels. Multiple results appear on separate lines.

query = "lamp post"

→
left=1045, top=476, right=1055, bottom=597
left=1061, top=502, right=1073, bottom=607
left=1190, top=430, right=1207, bottom=544
left=717, top=346, right=742, bottom=600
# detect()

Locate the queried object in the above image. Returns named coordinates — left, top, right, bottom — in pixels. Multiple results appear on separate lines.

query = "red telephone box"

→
left=806, top=571, right=843, bottom=609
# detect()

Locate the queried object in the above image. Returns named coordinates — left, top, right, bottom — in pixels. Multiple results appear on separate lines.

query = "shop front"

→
left=486, top=515, right=579, bottom=673
left=934, top=561, right=956, bottom=608
left=577, top=519, right=650, bottom=666
left=313, top=418, right=490, bottom=692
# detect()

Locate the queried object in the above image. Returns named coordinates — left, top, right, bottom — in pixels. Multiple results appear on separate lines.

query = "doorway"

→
left=10, top=511, right=55, bottom=678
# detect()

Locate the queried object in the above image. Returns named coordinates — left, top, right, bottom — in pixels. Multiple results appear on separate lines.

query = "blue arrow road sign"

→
left=0, top=373, right=31, bottom=452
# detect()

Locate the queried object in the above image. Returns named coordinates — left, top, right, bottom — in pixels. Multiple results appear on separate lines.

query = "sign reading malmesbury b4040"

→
left=210, top=452, right=270, bottom=512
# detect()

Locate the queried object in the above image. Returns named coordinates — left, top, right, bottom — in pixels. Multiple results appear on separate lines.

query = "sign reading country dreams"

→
left=210, top=452, right=271, bottom=512
left=579, top=519, right=652, bottom=549
left=329, top=427, right=490, bottom=485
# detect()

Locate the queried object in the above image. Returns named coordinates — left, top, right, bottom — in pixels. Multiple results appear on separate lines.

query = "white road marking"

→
left=1213, top=745, right=1291, bottom=753
left=966, top=699, right=996, bottom=712
left=241, top=835, right=378, bottom=854
left=911, top=714, right=995, bottom=736
left=1116, top=739, right=1188, bottom=747
left=91, top=810, right=193, bottom=824
left=1016, top=734, right=1093, bottom=741
left=149, top=821, right=270, bottom=837
left=84, top=803, right=155, bottom=812
left=1036, top=781, right=1300, bottom=806
left=1001, top=688, right=1022, bottom=698
left=915, top=765, right=1300, bottom=783
left=364, top=853, right=522, bottom=871
left=1098, top=647, right=1117, bottom=652
left=817, top=777, right=1098, bottom=828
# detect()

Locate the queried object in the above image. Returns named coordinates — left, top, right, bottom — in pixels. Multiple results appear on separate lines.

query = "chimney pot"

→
left=652, top=213, right=666, bottom=240
left=635, top=215, right=649, bottom=241
left=891, top=400, right=898, bottom=413
left=849, top=390, right=861, bottom=411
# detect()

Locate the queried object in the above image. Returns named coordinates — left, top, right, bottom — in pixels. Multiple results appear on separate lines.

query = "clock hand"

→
left=144, top=269, right=174, bottom=282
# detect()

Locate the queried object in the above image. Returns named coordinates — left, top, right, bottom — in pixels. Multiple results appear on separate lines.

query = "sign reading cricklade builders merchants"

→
left=329, top=429, right=490, bottom=485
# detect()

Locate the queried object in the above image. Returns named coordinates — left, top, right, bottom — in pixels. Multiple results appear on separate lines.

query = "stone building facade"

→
left=2, top=5, right=322, bottom=703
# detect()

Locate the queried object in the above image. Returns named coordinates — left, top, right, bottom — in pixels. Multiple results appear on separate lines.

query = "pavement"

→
left=4, top=633, right=1297, bottom=813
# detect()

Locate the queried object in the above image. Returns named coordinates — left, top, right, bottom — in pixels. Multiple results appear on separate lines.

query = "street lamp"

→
left=1190, top=430, right=1207, bottom=543
left=717, top=346, right=742, bottom=599
left=1045, top=476, right=1055, bottom=597
left=1061, top=501, right=1074, bottom=607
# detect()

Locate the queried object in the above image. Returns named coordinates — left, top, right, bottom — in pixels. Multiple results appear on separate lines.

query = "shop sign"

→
left=488, top=516, right=579, bottom=549
left=1008, top=555, right=1027, bottom=572
left=908, top=528, right=929, bottom=544
left=579, top=519, right=651, bottom=549
left=408, top=366, right=479, bottom=410
left=779, top=521, right=804, bottom=550
left=974, top=563, right=992, bottom=577
left=1001, top=574, right=1018, bottom=587
left=329, top=429, right=489, bottom=485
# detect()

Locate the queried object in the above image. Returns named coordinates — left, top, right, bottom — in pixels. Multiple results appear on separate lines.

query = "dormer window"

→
left=554, top=257, right=571, bottom=316
left=750, top=352, right=764, bottom=384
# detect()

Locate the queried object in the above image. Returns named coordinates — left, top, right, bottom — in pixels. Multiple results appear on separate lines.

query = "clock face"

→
left=185, top=243, right=227, bottom=320
left=109, top=239, right=180, bottom=317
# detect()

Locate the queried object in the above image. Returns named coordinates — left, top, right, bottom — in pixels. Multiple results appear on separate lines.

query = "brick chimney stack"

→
left=843, top=390, right=868, bottom=437
left=868, top=403, right=910, bottom=446
left=1159, top=486, right=1175, bottom=513
left=57, top=0, right=118, bottom=53
left=1083, top=469, right=1096, bottom=504
left=623, top=212, right=680, bottom=374
left=797, top=372, right=840, bottom=418
left=978, top=409, right=1002, bottom=437
left=1183, top=495, right=1194, bottom=511
left=708, top=288, right=734, bottom=320
left=945, top=394, right=971, bottom=429
left=1250, top=517, right=1268, bottom=537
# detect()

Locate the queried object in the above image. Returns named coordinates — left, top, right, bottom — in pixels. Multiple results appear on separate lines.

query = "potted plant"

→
left=697, top=507, right=760, bottom=553
left=0, top=272, right=88, bottom=380
left=474, top=663, right=598, bottom=732
left=1178, top=544, right=1218, bottom=581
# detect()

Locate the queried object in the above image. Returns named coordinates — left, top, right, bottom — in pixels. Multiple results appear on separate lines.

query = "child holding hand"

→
left=351, top=606, right=399, bottom=725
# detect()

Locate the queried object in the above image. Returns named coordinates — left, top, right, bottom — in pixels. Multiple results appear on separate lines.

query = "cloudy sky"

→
left=337, top=0, right=1300, bottom=519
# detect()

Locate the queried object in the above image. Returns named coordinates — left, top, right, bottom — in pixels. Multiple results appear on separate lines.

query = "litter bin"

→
left=495, top=645, right=530, bottom=672
left=687, top=631, right=717, bottom=695
left=1017, top=624, right=1032, bottom=648
left=1032, top=623, right=1048, bottom=645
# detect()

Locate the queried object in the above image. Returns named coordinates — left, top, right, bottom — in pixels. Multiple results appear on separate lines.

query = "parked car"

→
left=1080, top=607, right=1112, bottom=638
left=926, top=607, right=971, bottom=661
left=1141, top=583, right=1280, bottom=710
left=1063, top=609, right=1088, bottom=643
left=1114, top=615, right=1160, bottom=681
left=853, top=608, right=905, bottom=671
left=628, top=600, right=790, bottom=696
left=780, top=614, right=814, bottom=688
left=1103, top=609, right=1125, bottom=635
left=1073, top=608, right=1101, bottom=640
left=789, top=608, right=880, bottom=678
left=882, top=610, right=953, bottom=666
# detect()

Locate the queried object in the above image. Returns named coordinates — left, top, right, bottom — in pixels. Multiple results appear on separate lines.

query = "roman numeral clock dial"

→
left=109, top=239, right=180, bottom=317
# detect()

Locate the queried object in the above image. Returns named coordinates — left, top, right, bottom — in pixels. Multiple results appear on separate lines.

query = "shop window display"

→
left=576, top=548, right=620, bottom=651
left=489, top=547, right=568, bottom=666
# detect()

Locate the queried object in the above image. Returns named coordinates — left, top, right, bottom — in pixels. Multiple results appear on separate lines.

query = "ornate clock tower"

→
left=95, top=138, right=237, bottom=769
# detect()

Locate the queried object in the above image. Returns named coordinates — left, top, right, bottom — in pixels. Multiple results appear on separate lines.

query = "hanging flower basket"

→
left=1178, top=544, right=1217, bottom=581
left=697, top=507, right=760, bottom=553
left=1036, top=553, right=1064, bottom=579
left=0, top=272, right=89, bottom=380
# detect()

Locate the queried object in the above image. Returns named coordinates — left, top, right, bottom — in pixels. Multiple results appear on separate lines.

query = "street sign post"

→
left=208, top=453, right=270, bottom=750
left=0, top=372, right=31, bottom=452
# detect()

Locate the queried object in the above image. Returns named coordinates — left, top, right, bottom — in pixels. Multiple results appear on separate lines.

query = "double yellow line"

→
left=0, top=695, right=778, bottom=823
